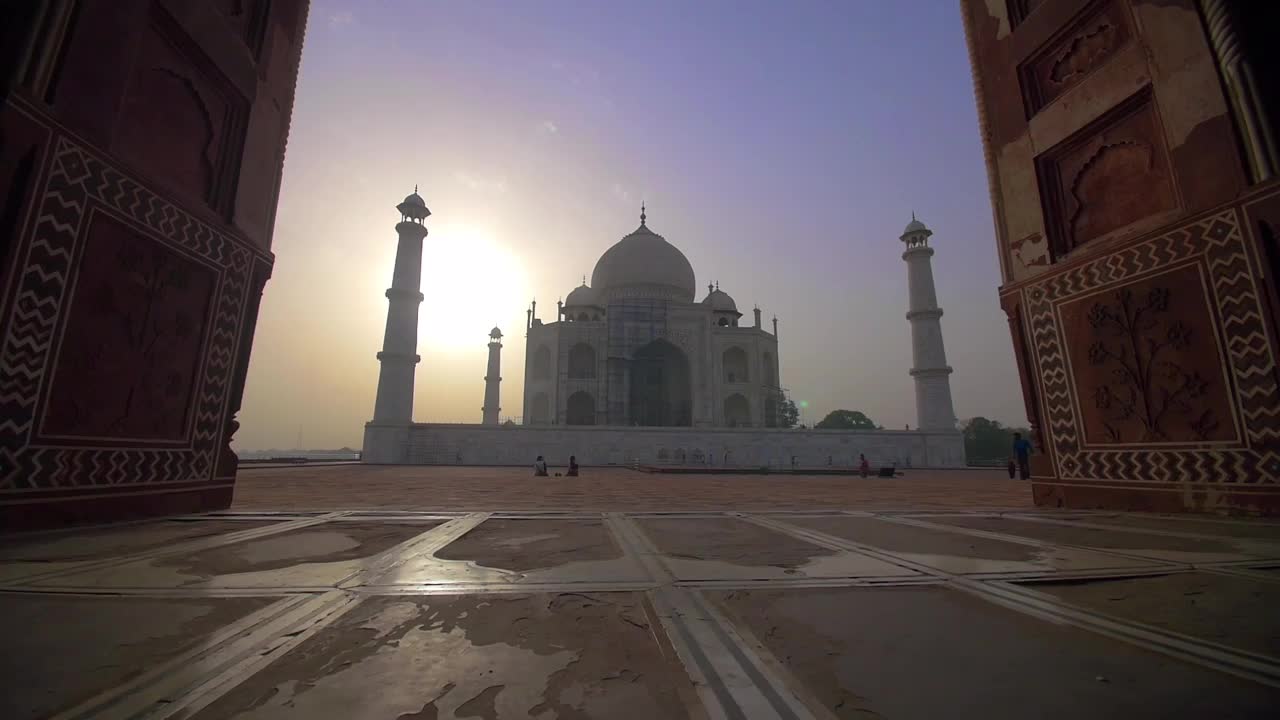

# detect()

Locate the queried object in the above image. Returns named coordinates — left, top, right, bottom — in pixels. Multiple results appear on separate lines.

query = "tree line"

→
left=800, top=408, right=1028, bottom=466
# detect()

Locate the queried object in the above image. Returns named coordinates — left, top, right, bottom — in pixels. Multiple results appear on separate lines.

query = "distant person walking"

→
left=1012, top=433, right=1032, bottom=480
left=566, top=455, right=579, bottom=477
left=858, top=454, right=870, bottom=478
left=534, top=455, right=548, bottom=476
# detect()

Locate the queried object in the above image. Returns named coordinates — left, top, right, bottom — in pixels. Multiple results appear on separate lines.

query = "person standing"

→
left=858, top=454, right=870, bottom=478
left=1012, top=433, right=1033, bottom=480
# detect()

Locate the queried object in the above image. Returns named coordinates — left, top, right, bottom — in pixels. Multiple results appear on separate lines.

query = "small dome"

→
left=403, top=192, right=427, bottom=208
left=489, top=327, right=502, bottom=339
left=902, top=214, right=931, bottom=237
left=591, top=211, right=696, bottom=302
left=702, top=288, right=738, bottom=313
left=565, top=282, right=599, bottom=308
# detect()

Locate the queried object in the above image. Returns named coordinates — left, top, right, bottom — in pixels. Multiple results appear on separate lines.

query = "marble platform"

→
left=4, top=495, right=1280, bottom=719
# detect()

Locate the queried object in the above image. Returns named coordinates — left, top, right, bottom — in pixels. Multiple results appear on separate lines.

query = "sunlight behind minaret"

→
left=417, top=222, right=529, bottom=350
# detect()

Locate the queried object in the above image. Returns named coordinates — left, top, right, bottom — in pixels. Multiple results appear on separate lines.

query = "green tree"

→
left=778, top=397, right=800, bottom=428
left=962, top=417, right=1030, bottom=465
left=815, top=409, right=877, bottom=430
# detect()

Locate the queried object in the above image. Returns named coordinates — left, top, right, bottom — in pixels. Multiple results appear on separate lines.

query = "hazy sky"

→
left=235, top=0, right=1026, bottom=450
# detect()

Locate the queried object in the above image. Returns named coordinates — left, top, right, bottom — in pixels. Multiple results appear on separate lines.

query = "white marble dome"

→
left=591, top=218, right=696, bottom=302
left=702, top=288, right=737, bottom=313
left=902, top=216, right=930, bottom=236
left=565, top=282, right=599, bottom=308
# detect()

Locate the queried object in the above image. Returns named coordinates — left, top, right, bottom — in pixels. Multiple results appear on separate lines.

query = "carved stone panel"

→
left=1021, top=205, right=1280, bottom=485
left=1059, top=264, right=1237, bottom=447
left=1020, top=1, right=1132, bottom=115
left=0, top=121, right=264, bottom=493
left=113, top=7, right=247, bottom=216
left=1036, top=89, right=1178, bottom=258
left=40, top=212, right=216, bottom=443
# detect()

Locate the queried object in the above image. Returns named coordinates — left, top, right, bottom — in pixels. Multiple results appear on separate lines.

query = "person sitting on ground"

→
left=1006, top=456, right=1017, bottom=480
left=566, top=455, right=579, bottom=477
left=859, top=453, right=870, bottom=478
left=533, top=455, right=548, bottom=476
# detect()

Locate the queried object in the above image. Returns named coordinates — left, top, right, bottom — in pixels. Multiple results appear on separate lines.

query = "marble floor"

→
left=4, top=479, right=1280, bottom=718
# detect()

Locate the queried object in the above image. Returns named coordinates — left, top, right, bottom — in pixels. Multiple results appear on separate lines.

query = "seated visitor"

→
left=566, top=455, right=579, bottom=477
left=534, top=455, right=548, bottom=476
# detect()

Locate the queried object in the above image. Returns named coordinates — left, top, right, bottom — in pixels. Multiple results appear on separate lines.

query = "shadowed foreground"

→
left=4, top=467, right=1278, bottom=718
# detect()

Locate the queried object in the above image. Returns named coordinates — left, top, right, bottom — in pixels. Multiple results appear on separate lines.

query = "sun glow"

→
left=417, top=223, right=530, bottom=350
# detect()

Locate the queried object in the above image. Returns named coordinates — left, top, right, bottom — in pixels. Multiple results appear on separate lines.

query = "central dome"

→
left=591, top=217, right=696, bottom=302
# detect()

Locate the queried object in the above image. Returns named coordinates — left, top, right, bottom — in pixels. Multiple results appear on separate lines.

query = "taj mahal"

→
left=522, top=205, right=783, bottom=429
left=363, top=190, right=964, bottom=468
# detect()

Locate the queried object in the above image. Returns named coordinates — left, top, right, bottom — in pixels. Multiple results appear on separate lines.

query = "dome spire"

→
left=640, top=202, right=647, bottom=226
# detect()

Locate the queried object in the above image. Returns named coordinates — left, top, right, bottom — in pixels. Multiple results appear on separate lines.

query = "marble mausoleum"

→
left=363, top=198, right=965, bottom=468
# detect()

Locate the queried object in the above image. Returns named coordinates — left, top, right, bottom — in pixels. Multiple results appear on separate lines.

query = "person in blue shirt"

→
left=1012, top=433, right=1033, bottom=480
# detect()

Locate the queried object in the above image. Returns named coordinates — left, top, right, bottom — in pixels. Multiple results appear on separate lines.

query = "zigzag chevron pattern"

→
left=0, top=135, right=260, bottom=491
left=1026, top=208, right=1280, bottom=486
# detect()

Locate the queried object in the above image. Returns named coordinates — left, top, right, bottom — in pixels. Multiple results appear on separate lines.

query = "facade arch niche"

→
left=722, top=347, right=749, bottom=383
left=566, top=391, right=595, bottom=425
left=762, top=351, right=777, bottom=387
left=532, top=345, right=552, bottom=380
left=568, top=343, right=596, bottom=379
left=763, top=394, right=778, bottom=428
left=723, top=393, right=750, bottom=427
left=629, top=339, right=692, bottom=426
left=530, top=392, right=550, bottom=424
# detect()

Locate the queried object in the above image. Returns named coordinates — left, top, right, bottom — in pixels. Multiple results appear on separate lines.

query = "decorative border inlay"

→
left=1024, top=207, right=1280, bottom=484
left=0, top=131, right=260, bottom=491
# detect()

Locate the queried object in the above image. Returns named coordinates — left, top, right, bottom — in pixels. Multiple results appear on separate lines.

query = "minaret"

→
left=900, top=214, right=957, bottom=430
left=372, top=188, right=430, bottom=423
left=482, top=327, right=503, bottom=425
